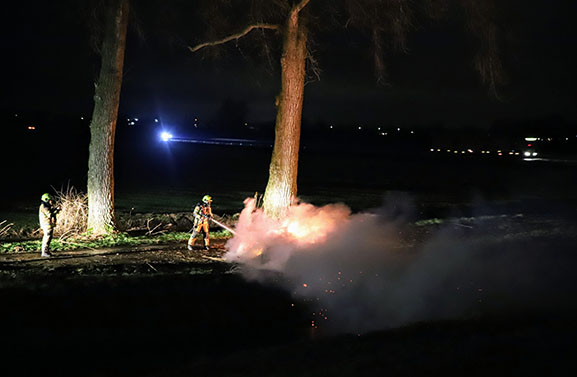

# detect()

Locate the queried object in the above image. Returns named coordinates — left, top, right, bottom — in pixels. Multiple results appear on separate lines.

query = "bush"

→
left=54, top=186, right=88, bottom=238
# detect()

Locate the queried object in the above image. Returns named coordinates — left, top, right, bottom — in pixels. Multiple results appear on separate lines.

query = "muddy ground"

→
left=0, top=239, right=304, bottom=377
left=1, top=215, right=577, bottom=377
left=0, top=239, right=231, bottom=276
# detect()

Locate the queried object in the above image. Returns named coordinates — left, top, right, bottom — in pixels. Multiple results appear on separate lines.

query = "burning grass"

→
left=225, top=198, right=353, bottom=267
left=223, top=196, right=577, bottom=335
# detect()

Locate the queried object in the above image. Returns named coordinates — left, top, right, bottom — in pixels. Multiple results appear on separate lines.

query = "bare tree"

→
left=261, top=0, right=309, bottom=218
left=190, top=0, right=311, bottom=218
left=189, top=0, right=505, bottom=218
left=87, top=0, right=130, bottom=235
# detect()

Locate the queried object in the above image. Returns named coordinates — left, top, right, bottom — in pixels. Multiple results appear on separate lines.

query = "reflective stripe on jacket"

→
left=193, top=202, right=213, bottom=224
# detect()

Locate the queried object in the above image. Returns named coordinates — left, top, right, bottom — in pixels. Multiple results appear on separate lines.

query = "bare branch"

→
left=188, top=23, right=280, bottom=53
left=305, top=46, right=321, bottom=84
left=460, top=0, right=506, bottom=99
left=372, top=27, right=388, bottom=86
left=292, top=0, right=311, bottom=15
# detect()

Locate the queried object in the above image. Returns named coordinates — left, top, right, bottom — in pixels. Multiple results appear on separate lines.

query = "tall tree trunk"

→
left=87, top=0, right=129, bottom=235
left=262, top=9, right=307, bottom=218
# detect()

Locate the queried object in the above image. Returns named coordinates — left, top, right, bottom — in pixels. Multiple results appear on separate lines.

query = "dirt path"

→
left=0, top=238, right=232, bottom=277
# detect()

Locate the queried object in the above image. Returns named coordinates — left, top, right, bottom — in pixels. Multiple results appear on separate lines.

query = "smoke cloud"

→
left=225, top=197, right=577, bottom=335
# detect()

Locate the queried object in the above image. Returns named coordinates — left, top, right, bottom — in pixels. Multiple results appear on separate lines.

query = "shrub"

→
left=53, top=186, right=88, bottom=238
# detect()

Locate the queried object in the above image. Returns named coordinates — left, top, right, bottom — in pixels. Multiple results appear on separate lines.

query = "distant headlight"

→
left=524, top=151, right=531, bottom=157
left=532, top=152, right=538, bottom=156
left=160, top=132, right=173, bottom=142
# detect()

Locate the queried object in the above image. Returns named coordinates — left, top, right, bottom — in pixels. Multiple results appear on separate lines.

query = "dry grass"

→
left=0, top=220, right=14, bottom=238
left=0, top=187, right=89, bottom=242
left=1, top=186, right=239, bottom=244
left=53, top=186, right=88, bottom=239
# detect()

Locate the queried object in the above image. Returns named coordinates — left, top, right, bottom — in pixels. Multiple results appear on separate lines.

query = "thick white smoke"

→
left=225, top=197, right=577, bottom=335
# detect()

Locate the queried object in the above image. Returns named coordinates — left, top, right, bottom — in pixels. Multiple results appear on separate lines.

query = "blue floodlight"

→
left=160, top=131, right=173, bottom=142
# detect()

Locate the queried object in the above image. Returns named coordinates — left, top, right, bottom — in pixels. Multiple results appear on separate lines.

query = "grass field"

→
left=3, top=142, right=577, bottom=228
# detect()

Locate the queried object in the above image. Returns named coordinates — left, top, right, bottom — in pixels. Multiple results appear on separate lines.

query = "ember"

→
left=224, top=196, right=572, bottom=336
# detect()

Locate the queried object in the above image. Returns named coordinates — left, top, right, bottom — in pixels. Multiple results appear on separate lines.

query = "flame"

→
left=224, top=198, right=351, bottom=267
left=280, top=202, right=347, bottom=244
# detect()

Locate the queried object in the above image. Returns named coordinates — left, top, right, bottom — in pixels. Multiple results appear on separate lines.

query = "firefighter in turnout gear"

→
left=188, top=195, right=214, bottom=250
left=39, top=193, right=59, bottom=257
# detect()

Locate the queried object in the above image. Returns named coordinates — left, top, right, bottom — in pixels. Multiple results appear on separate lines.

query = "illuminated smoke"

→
left=225, top=197, right=577, bottom=335
left=225, top=198, right=352, bottom=271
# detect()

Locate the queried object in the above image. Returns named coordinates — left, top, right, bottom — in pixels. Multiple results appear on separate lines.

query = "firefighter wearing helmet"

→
left=188, top=195, right=214, bottom=250
left=39, top=193, right=59, bottom=257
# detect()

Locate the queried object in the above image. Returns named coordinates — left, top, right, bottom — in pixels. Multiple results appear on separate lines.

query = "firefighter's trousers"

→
left=188, top=220, right=209, bottom=247
left=41, top=226, right=54, bottom=252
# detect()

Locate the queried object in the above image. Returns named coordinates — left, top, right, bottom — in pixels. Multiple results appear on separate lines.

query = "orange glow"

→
left=225, top=198, right=351, bottom=265
left=281, top=202, right=348, bottom=245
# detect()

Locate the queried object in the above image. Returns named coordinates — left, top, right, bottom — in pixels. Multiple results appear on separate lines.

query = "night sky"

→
left=2, top=0, right=576, bottom=130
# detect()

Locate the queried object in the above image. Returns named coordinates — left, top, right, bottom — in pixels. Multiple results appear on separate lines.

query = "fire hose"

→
left=209, top=217, right=237, bottom=235
left=190, top=215, right=237, bottom=235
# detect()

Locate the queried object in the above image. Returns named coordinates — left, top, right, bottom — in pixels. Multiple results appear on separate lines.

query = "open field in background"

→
left=2, top=141, right=577, bottom=229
